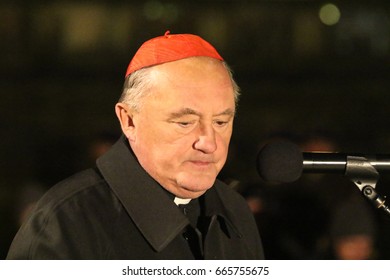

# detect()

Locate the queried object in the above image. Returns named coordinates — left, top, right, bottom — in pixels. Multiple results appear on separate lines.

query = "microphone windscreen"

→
left=257, top=140, right=303, bottom=183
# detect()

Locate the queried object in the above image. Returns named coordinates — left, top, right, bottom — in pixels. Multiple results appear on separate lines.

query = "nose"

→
left=193, top=124, right=217, bottom=154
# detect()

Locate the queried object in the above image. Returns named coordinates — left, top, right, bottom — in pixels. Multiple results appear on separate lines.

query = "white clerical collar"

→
left=174, top=197, right=191, bottom=206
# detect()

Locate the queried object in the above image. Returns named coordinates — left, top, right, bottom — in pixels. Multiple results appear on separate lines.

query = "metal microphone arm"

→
left=345, top=156, right=390, bottom=216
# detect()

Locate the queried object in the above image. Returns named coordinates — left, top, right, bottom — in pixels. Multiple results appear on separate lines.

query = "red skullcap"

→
left=125, top=31, right=223, bottom=77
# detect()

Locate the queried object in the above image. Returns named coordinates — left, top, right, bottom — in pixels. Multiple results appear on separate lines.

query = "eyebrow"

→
left=168, top=108, right=235, bottom=119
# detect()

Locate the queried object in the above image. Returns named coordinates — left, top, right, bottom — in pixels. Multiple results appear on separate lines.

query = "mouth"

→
left=189, top=160, right=212, bottom=166
left=187, top=159, right=216, bottom=169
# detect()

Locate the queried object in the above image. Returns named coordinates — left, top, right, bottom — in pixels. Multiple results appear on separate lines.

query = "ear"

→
left=115, top=103, right=136, bottom=141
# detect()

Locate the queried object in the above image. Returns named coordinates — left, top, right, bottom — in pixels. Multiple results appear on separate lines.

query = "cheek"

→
left=218, top=127, right=233, bottom=149
left=135, top=118, right=166, bottom=144
left=215, top=133, right=231, bottom=161
left=149, top=133, right=192, bottom=164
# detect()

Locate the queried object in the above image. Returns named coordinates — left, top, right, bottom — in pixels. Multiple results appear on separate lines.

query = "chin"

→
left=176, top=186, right=211, bottom=199
left=176, top=173, right=216, bottom=196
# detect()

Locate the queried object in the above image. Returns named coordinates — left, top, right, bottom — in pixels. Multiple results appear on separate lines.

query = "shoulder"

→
left=37, top=168, right=109, bottom=211
left=22, top=167, right=124, bottom=237
left=7, top=168, right=119, bottom=259
left=28, top=168, right=118, bottom=229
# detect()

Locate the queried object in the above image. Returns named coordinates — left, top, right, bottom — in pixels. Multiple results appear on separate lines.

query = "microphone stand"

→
left=345, top=156, right=390, bottom=217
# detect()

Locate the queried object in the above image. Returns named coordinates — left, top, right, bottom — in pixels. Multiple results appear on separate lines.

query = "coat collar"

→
left=202, top=180, right=244, bottom=239
left=96, top=135, right=242, bottom=252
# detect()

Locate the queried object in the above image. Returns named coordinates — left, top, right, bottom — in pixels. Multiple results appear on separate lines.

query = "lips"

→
left=190, top=160, right=212, bottom=166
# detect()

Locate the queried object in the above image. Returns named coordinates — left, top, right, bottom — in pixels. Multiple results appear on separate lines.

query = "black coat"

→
left=7, top=136, right=264, bottom=259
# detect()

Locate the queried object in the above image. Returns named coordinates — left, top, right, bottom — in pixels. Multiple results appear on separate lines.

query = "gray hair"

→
left=118, top=61, right=240, bottom=112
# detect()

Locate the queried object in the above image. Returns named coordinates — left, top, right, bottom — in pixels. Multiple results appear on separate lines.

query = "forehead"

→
left=137, top=57, right=236, bottom=116
left=151, top=57, right=234, bottom=91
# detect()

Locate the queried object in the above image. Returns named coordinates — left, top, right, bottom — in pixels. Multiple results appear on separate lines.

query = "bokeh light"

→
left=319, top=3, right=341, bottom=26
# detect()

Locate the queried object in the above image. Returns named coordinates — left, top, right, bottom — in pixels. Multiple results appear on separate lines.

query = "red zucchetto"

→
left=125, top=31, right=223, bottom=77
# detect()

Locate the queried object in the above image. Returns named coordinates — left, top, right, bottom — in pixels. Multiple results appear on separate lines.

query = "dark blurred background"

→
left=1, top=0, right=390, bottom=259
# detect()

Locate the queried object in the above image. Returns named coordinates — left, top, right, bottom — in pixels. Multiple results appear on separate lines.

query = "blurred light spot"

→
left=319, top=3, right=341, bottom=26
left=143, top=1, right=179, bottom=23
left=144, top=1, right=164, bottom=21
left=196, top=13, right=228, bottom=49
left=60, top=4, right=107, bottom=52
left=162, top=3, right=179, bottom=24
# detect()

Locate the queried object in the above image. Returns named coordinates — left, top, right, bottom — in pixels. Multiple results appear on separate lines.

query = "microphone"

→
left=256, top=140, right=390, bottom=183
left=256, top=140, right=303, bottom=183
left=256, top=140, right=390, bottom=216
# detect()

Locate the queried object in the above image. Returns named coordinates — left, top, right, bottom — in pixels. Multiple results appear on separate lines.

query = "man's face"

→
left=120, top=57, right=235, bottom=199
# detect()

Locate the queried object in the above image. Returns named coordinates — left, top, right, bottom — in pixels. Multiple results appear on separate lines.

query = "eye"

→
left=170, top=119, right=197, bottom=129
left=215, top=121, right=227, bottom=126
left=213, top=119, right=230, bottom=128
left=177, top=121, right=193, bottom=128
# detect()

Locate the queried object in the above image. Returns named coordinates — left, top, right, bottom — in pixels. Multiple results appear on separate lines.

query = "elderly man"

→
left=7, top=31, right=264, bottom=259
